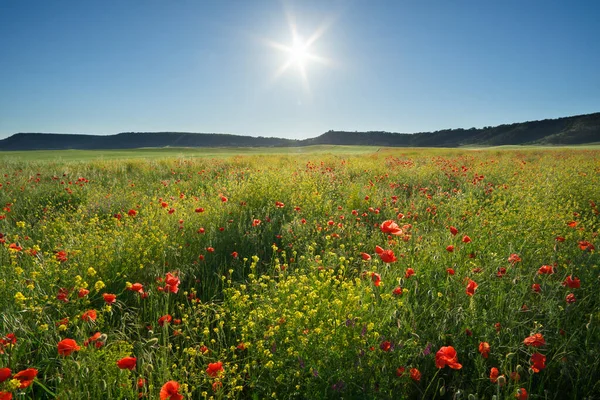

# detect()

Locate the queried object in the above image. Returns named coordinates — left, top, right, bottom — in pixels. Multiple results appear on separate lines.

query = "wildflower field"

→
left=0, top=147, right=598, bottom=399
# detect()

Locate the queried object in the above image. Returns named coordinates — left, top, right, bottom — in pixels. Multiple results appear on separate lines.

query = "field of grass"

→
left=0, top=146, right=598, bottom=399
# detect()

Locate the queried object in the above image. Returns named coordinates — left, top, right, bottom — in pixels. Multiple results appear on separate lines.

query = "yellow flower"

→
left=94, top=280, right=105, bottom=291
left=14, top=292, right=27, bottom=302
left=88, top=267, right=97, bottom=276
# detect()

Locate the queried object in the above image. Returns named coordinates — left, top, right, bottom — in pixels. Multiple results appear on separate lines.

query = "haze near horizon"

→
left=1, top=0, right=599, bottom=140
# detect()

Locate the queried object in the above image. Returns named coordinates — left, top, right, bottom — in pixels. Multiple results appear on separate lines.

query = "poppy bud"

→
left=516, top=364, right=523, bottom=373
left=439, top=386, right=446, bottom=396
left=497, top=375, right=506, bottom=386
left=468, top=395, right=476, bottom=400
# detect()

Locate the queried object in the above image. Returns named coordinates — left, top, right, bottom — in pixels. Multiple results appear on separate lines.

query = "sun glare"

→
left=264, top=14, right=333, bottom=92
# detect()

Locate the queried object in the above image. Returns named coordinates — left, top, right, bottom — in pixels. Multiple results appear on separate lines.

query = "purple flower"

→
left=422, top=342, right=432, bottom=356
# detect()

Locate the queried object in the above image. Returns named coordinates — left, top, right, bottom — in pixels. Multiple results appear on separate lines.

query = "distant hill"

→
left=1, top=112, right=599, bottom=150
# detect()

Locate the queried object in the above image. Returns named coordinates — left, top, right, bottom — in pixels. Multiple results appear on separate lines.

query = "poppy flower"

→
left=55, top=250, right=68, bottom=263
left=446, top=245, right=455, bottom=252
left=562, top=275, right=580, bottom=288
left=103, top=293, right=117, bottom=304
left=128, top=283, right=144, bottom=293
left=78, top=288, right=90, bottom=298
left=567, top=221, right=578, bottom=228
left=578, top=241, right=595, bottom=251
left=523, top=333, right=545, bottom=347
left=13, top=368, right=38, bottom=389
left=58, top=338, right=80, bottom=356
left=220, top=196, right=228, bottom=202
left=508, top=253, right=522, bottom=263
left=531, top=283, right=541, bottom=293
left=158, top=314, right=172, bottom=327
left=128, top=209, right=138, bottom=217
left=0, top=391, right=11, bottom=400
left=165, top=272, right=180, bottom=293
left=380, top=220, right=402, bottom=235
left=81, top=309, right=97, bottom=322
left=478, top=342, right=490, bottom=358
left=555, top=236, right=565, bottom=242
left=370, top=272, right=381, bottom=287
left=374, top=245, right=384, bottom=254
left=496, top=267, right=507, bottom=278
left=516, top=388, right=528, bottom=400
left=404, top=268, right=415, bottom=278
left=530, top=352, right=546, bottom=372
left=489, top=367, right=500, bottom=383
left=409, top=368, right=421, bottom=382
left=379, top=249, right=397, bottom=263
left=395, top=366, right=405, bottom=377
left=83, top=332, right=103, bottom=347
left=160, top=380, right=183, bottom=400
left=566, top=293, right=576, bottom=304
left=360, top=252, right=371, bottom=261
left=117, top=356, right=137, bottom=370
left=462, top=235, right=471, bottom=243
left=446, top=268, right=455, bottom=275
left=380, top=341, right=392, bottom=352
left=449, top=226, right=458, bottom=236
left=435, top=346, right=462, bottom=369
left=393, top=286, right=403, bottom=296
left=0, top=368, right=10, bottom=383
left=56, top=288, right=69, bottom=303
left=212, top=381, right=223, bottom=391
left=538, top=265, right=554, bottom=275
left=466, top=279, right=478, bottom=296
left=206, top=361, right=224, bottom=377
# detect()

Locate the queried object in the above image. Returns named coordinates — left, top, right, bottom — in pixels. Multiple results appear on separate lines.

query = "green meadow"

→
left=0, top=146, right=598, bottom=399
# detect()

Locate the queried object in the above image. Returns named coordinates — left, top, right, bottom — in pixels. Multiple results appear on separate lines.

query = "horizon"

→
left=1, top=1, right=599, bottom=140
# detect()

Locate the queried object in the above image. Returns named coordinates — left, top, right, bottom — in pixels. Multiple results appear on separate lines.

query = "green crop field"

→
left=0, top=147, right=598, bottom=399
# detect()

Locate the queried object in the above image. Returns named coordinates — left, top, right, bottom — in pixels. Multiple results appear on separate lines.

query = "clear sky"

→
left=1, top=0, right=599, bottom=140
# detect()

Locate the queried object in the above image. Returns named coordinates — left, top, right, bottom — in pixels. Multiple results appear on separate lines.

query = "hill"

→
left=1, top=112, right=598, bottom=150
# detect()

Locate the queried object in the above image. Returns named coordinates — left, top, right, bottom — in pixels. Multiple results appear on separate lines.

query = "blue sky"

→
left=1, top=0, right=598, bottom=139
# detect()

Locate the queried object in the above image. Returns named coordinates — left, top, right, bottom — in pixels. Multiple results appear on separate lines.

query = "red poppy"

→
left=449, top=226, right=458, bottom=236
left=56, top=287, right=69, bottom=303
left=231, top=251, right=238, bottom=258
left=78, top=288, right=90, bottom=298
left=370, top=272, right=381, bottom=287
left=496, top=267, right=507, bottom=278
left=395, top=366, right=405, bottom=377
left=409, top=368, right=421, bottom=382
left=83, top=332, right=103, bottom=347
left=531, top=283, right=541, bottom=293
left=466, top=279, right=478, bottom=296
left=0, top=368, right=10, bottom=383
left=58, top=338, right=80, bottom=356
left=374, top=245, right=384, bottom=254
left=380, top=220, right=402, bottom=235
left=55, top=250, right=68, bottom=263
left=13, top=368, right=38, bottom=389
left=516, top=388, right=528, bottom=400
left=160, top=381, right=183, bottom=400
left=103, top=293, right=117, bottom=304
left=360, top=252, right=371, bottom=261
left=206, top=361, right=224, bottom=377
left=117, top=356, right=137, bottom=370
left=81, top=309, right=97, bottom=322
left=562, top=275, right=580, bottom=288
left=165, top=272, right=180, bottom=294
left=578, top=241, right=595, bottom=251
left=446, top=245, right=455, bottom=252
left=0, top=391, right=11, bottom=400
left=508, top=253, right=522, bottom=263
left=530, top=352, right=546, bottom=372
left=380, top=341, right=392, bottom=352
left=555, top=236, right=565, bottom=242
left=566, top=293, right=576, bottom=304
left=393, top=286, right=403, bottom=296
left=489, top=367, right=499, bottom=383
left=129, top=283, right=144, bottom=293
left=538, top=265, right=554, bottom=275
left=523, top=333, right=545, bottom=347
left=379, top=249, right=397, bottom=263
left=462, top=235, right=471, bottom=243
left=435, top=346, right=462, bottom=369
left=478, top=342, right=490, bottom=358
left=158, top=314, right=172, bottom=327
left=404, top=268, right=415, bottom=278
left=446, top=268, right=455, bottom=275
left=567, top=221, right=578, bottom=228
left=220, top=196, right=228, bottom=202
left=128, top=209, right=138, bottom=217
left=212, top=381, right=223, bottom=391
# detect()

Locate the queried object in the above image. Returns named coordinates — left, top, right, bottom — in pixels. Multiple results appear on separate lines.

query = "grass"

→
left=0, top=146, right=598, bottom=399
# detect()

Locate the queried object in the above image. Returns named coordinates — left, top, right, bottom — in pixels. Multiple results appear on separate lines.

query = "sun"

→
left=265, top=16, right=332, bottom=91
